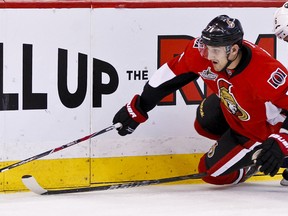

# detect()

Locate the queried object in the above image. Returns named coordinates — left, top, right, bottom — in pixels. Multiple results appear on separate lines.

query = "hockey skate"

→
left=280, top=157, right=288, bottom=186
left=241, top=149, right=261, bottom=182
left=241, top=165, right=260, bottom=183
left=280, top=169, right=288, bottom=186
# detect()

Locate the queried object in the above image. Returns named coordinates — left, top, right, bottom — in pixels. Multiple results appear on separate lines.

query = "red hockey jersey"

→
left=143, top=38, right=288, bottom=142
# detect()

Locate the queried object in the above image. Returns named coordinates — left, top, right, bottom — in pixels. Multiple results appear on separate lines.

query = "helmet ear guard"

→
left=201, top=15, right=244, bottom=47
left=273, top=2, right=288, bottom=40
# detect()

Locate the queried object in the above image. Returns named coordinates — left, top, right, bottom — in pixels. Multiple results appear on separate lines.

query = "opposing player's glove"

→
left=113, top=95, right=148, bottom=136
left=256, top=132, right=288, bottom=176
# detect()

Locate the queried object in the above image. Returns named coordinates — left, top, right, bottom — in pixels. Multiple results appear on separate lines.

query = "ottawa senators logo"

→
left=218, top=79, right=250, bottom=121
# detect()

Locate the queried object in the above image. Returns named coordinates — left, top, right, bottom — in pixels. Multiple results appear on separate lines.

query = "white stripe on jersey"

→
left=148, top=63, right=176, bottom=88
left=210, top=142, right=260, bottom=177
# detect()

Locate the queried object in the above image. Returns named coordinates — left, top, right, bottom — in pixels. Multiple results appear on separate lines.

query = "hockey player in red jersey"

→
left=113, top=15, right=288, bottom=185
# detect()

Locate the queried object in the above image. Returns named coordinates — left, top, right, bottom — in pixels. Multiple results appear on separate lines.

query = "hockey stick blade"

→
left=22, top=175, right=48, bottom=195
left=22, top=172, right=207, bottom=195
left=0, top=123, right=122, bottom=173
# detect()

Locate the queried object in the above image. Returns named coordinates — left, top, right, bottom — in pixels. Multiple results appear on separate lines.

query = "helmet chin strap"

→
left=221, top=59, right=233, bottom=72
left=221, top=45, right=239, bottom=72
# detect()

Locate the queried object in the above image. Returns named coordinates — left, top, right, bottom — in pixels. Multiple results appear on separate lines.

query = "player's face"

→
left=206, top=45, right=229, bottom=71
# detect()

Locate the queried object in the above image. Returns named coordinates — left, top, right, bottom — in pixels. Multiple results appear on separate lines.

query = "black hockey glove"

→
left=256, top=133, right=288, bottom=176
left=113, top=95, right=148, bottom=136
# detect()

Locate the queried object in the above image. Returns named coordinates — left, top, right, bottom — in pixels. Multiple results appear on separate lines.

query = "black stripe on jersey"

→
left=140, top=72, right=199, bottom=112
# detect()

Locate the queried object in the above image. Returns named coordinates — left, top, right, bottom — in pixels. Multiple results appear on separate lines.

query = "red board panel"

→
left=0, top=0, right=285, bottom=8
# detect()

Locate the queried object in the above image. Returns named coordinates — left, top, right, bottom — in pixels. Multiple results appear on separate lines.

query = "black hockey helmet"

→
left=201, top=15, right=244, bottom=47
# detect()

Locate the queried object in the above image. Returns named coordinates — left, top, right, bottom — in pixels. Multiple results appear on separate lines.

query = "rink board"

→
left=0, top=155, right=281, bottom=192
left=0, top=0, right=287, bottom=192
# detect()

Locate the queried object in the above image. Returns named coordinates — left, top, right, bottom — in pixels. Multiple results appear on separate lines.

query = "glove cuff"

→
left=126, top=95, right=148, bottom=123
left=269, top=133, right=288, bottom=155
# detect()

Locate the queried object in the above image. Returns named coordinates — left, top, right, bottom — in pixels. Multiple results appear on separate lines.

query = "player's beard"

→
left=212, top=58, right=230, bottom=72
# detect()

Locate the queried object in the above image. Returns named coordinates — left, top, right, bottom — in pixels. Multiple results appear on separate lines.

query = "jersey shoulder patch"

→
left=267, top=67, right=287, bottom=89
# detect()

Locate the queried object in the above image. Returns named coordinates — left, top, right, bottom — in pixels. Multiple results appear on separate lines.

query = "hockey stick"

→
left=86, top=173, right=275, bottom=185
left=0, top=123, right=122, bottom=173
left=22, top=169, right=274, bottom=195
left=22, top=172, right=207, bottom=195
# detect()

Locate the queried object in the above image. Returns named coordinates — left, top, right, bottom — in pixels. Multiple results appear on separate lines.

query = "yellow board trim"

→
left=0, top=153, right=283, bottom=192
left=0, top=158, right=90, bottom=191
left=91, top=154, right=203, bottom=184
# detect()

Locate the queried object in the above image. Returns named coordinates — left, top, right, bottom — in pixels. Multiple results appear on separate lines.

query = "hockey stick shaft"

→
left=48, top=173, right=206, bottom=194
left=22, top=172, right=207, bottom=195
left=55, top=165, right=258, bottom=194
left=23, top=164, right=266, bottom=195
left=0, top=123, right=122, bottom=173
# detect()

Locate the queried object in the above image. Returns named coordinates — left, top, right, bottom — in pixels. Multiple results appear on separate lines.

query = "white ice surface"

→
left=1, top=181, right=288, bottom=216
